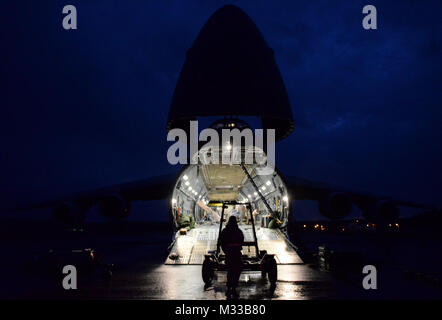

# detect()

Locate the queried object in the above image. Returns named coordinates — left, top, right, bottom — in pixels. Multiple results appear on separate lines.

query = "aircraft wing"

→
left=16, top=173, right=178, bottom=212
left=283, top=175, right=434, bottom=219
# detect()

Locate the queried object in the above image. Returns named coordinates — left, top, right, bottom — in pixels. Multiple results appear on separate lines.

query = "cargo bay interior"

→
left=166, top=163, right=303, bottom=265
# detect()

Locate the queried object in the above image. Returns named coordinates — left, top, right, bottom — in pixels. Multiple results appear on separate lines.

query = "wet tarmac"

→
left=2, top=220, right=442, bottom=300
left=53, top=262, right=348, bottom=300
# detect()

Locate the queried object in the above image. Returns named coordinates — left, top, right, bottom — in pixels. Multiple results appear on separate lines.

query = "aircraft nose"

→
left=167, top=5, right=295, bottom=141
left=188, top=4, right=267, bottom=55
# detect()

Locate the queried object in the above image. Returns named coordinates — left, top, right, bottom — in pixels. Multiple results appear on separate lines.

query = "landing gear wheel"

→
left=202, top=258, right=214, bottom=284
left=267, top=257, right=277, bottom=286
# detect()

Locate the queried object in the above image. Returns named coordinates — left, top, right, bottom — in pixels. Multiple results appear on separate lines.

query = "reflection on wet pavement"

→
left=4, top=221, right=442, bottom=300
left=75, top=263, right=342, bottom=300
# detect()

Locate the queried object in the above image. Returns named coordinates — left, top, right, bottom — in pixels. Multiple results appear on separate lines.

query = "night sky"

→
left=1, top=1, right=441, bottom=220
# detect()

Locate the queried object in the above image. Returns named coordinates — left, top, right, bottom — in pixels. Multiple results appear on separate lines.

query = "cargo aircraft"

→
left=23, top=5, right=432, bottom=266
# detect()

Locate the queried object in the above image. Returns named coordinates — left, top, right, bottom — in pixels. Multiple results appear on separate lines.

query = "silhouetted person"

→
left=220, top=216, right=244, bottom=299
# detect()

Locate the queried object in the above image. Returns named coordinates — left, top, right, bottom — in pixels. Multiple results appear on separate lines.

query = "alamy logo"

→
left=362, top=265, right=377, bottom=290
left=62, top=5, right=77, bottom=30
left=167, top=121, right=276, bottom=175
left=362, top=5, right=377, bottom=30
left=62, top=265, right=77, bottom=290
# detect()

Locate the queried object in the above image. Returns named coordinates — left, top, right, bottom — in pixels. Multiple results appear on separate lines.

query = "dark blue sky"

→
left=1, top=1, right=441, bottom=217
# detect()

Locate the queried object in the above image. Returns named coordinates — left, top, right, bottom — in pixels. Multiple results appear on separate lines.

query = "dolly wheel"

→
left=261, top=269, right=267, bottom=279
left=261, top=260, right=267, bottom=279
left=202, top=259, right=214, bottom=284
left=267, top=257, right=277, bottom=285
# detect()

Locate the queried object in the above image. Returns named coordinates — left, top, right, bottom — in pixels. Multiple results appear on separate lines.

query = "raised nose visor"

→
left=167, top=5, right=295, bottom=141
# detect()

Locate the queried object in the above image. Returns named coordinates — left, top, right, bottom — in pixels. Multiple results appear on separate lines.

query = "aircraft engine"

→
left=98, top=194, right=131, bottom=219
left=318, top=192, right=352, bottom=219
left=363, top=200, right=398, bottom=223
left=52, top=202, right=85, bottom=226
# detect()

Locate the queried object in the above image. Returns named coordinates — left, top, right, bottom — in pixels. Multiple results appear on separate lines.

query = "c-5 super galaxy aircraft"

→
left=24, top=5, right=432, bottom=265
